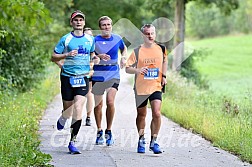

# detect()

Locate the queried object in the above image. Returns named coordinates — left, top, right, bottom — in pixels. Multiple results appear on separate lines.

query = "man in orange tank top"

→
left=125, top=24, right=168, bottom=154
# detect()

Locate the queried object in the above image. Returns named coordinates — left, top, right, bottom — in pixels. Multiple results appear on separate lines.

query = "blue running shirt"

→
left=54, top=32, right=95, bottom=76
left=92, top=34, right=125, bottom=82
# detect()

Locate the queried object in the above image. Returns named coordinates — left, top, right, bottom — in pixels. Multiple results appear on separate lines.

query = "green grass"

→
left=0, top=65, right=60, bottom=166
left=187, top=34, right=252, bottom=100
left=162, top=35, right=252, bottom=163
left=162, top=72, right=252, bottom=163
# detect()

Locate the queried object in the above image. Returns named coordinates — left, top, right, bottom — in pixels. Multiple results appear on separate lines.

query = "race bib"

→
left=144, top=68, right=159, bottom=80
left=69, top=76, right=86, bottom=87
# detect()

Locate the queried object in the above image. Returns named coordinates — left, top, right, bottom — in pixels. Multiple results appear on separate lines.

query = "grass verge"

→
left=162, top=72, right=252, bottom=163
left=0, top=65, right=60, bottom=166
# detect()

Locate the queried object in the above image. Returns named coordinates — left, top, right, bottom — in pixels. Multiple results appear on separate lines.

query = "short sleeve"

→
left=54, top=36, right=66, bottom=54
left=126, top=51, right=137, bottom=68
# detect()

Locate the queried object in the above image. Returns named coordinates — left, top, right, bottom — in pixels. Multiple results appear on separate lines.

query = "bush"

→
left=180, top=49, right=209, bottom=89
left=0, top=0, right=52, bottom=92
left=186, top=0, right=252, bottom=38
left=0, top=35, right=49, bottom=92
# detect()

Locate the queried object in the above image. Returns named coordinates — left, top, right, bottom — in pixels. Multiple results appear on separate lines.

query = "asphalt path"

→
left=39, top=71, right=251, bottom=167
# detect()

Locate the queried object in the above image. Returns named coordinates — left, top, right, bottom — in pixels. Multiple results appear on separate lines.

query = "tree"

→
left=71, top=0, right=145, bottom=31
left=186, top=2, right=231, bottom=38
left=173, top=0, right=185, bottom=71
left=144, top=0, right=239, bottom=70
left=144, top=0, right=175, bottom=51
left=0, top=0, right=52, bottom=92
left=172, top=0, right=239, bottom=71
left=41, top=0, right=74, bottom=46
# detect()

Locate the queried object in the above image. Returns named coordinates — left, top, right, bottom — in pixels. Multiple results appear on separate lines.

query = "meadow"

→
left=188, top=34, right=252, bottom=100
left=162, top=34, right=252, bottom=163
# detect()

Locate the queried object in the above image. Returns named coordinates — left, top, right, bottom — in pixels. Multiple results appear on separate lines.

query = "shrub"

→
left=180, top=49, right=209, bottom=89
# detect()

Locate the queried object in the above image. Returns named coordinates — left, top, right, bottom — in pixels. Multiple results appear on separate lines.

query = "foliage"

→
left=144, top=0, right=174, bottom=20
left=172, top=34, right=252, bottom=163
left=191, top=0, right=239, bottom=14
left=0, top=0, right=52, bottom=92
left=186, top=2, right=230, bottom=38
left=42, top=0, right=73, bottom=23
left=228, top=0, right=252, bottom=33
left=0, top=30, right=7, bottom=57
left=0, top=65, right=59, bottom=166
left=180, top=48, right=209, bottom=89
left=143, top=0, right=175, bottom=50
left=162, top=71, right=252, bottom=163
left=41, top=0, right=74, bottom=46
left=186, top=0, right=252, bottom=38
left=0, top=0, right=75, bottom=92
left=143, top=0, right=240, bottom=39
left=71, top=0, right=146, bottom=31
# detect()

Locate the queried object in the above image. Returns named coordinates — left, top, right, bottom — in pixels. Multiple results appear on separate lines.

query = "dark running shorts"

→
left=135, top=91, right=162, bottom=108
left=60, top=75, right=89, bottom=101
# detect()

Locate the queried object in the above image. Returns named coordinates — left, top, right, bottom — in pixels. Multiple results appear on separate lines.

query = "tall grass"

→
left=162, top=71, right=252, bottom=163
left=0, top=65, right=60, bottom=166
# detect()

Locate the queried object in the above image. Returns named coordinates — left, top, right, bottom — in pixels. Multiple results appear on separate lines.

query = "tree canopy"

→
left=0, top=0, right=51, bottom=92
left=1, top=0, right=250, bottom=93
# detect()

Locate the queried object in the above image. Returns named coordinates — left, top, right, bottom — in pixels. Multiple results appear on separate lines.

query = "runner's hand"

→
left=138, top=67, right=148, bottom=75
left=67, top=49, right=78, bottom=57
left=99, top=54, right=111, bottom=61
left=120, top=57, right=126, bottom=69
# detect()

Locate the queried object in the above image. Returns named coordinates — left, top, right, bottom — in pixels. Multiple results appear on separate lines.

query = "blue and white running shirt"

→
left=92, top=33, right=125, bottom=82
left=54, top=32, right=95, bottom=76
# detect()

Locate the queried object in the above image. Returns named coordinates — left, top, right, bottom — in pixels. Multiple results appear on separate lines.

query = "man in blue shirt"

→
left=92, top=16, right=127, bottom=146
left=51, top=10, right=98, bottom=154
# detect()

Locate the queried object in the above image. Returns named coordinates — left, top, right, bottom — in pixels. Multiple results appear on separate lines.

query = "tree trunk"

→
left=172, top=0, right=185, bottom=71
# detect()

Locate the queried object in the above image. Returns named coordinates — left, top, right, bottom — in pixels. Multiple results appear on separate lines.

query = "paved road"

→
left=39, top=71, right=251, bottom=167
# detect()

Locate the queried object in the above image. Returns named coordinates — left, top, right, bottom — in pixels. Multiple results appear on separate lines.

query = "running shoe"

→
left=96, top=130, right=104, bottom=145
left=68, top=141, right=81, bottom=154
left=85, top=117, right=91, bottom=126
left=105, top=130, right=114, bottom=146
left=57, top=115, right=67, bottom=131
left=149, top=142, right=162, bottom=154
left=137, top=139, right=146, bottom=153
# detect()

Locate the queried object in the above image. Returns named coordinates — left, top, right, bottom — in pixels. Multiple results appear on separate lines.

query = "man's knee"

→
left=152, top=110, right=161, bottom=119
left=94, top=101, right=103, bottom=110
left=137, top=107, right=147, bottom=117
